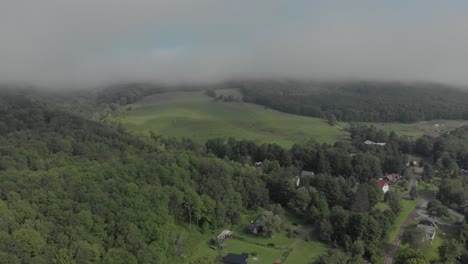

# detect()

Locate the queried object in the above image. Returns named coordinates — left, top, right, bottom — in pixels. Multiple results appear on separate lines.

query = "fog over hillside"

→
left=1, top=1, right=468, bottom=87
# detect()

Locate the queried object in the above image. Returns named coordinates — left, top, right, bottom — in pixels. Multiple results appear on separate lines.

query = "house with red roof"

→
left=384, top=173, right=401, bottom=182
left=378, top=178, right=389, bottom=193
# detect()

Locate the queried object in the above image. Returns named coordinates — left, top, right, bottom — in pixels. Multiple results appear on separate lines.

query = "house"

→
left=301, top=170, right=315, bottom=177
left=378, top=179, right=389, bottom=193
left=249, top=218, right=263, bottom=235
left=291, top=170, right=315, bottom=188
left=249, top=211, right=269, bottom=235
left=223, top=253, right=248, bottom=264
left=384, top=173, right=401, bottom=182
left=364, top=140, right=386, bottom=146
left=417, top=220, right=437, bottom=244
left=293, top=170, right=315, bottom=187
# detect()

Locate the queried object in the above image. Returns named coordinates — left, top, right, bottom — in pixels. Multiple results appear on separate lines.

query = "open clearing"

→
left=114, top=91, right=348, bottom=147
left=283, top=232, right=327, bottom=264
left=113, top=91, right=468, bottom=147
left=188, top=210, right=327, bottom=263
left=364, top=120, right=468, bottom=138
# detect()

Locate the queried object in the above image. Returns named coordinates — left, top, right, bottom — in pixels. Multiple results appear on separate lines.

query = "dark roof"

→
left=223, top=253, right=248, bottom=264
left=300, top=170, right=315, bottom=177
left=419, top=220, right=437, bottom=227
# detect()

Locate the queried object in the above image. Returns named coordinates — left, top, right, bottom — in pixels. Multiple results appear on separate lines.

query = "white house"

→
left=378, top=179, right=389, bottom=193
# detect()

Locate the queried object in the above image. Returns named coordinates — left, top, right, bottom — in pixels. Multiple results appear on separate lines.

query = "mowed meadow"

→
left=112, top=90, right=468, bottom=148
left=113, top=91, right=349, bottom=147
left=363, top=119, right=468, bottom=138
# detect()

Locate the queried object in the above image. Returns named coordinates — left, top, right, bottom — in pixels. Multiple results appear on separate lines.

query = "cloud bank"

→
left=1, top=1, right=468, bottom=87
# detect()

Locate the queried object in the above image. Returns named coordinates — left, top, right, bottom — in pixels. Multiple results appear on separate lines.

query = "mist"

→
left=1, top=1, right=468, bottom=88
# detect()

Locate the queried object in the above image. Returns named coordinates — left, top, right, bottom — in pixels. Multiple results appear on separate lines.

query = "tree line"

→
left=233, top=80, right=468, bottom=123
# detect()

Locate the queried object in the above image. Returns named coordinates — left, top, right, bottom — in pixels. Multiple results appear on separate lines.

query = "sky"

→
left=1, top=0, right=468, bottom=87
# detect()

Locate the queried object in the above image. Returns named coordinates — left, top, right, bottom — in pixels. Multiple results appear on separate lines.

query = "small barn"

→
left=215, top=230, right=233, bottom=244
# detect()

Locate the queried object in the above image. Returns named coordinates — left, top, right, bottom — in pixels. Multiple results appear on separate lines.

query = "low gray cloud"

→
left=1, top=1, right=468, bottom=87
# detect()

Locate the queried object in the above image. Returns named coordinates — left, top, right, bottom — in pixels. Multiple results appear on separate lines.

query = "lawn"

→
left=188, top=210, right=327, bottom=264
left=113, top=91, right=349, bottom=148
left=424, top=231, right=441, bottom=261
left=223, top=239, right=283, bottom=263
left=387, top=198, right=421, bottom=242
left=283, top=233, right=327, bottom=264
left=374, top=202, right=390, bottom=212
left=422, top=224, right=459, bottom=261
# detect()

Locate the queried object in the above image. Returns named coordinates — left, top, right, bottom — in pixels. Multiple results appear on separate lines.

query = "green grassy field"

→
left=114, top=91, right=348, bottom=147
left=364, top=120, right=468, bottom=138
left=283, top=233, right=327, bottom=264
left=113, top=90, right=468, bottom=147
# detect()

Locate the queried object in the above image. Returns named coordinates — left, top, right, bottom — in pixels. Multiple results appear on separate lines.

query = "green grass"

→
left=422, top=224, right=459, bottom=261
left=283, top=233, right=327, bottom=264
left=224, top=239, right=282, bottom=263
left=189, top=233, right=283, bottom=264
left=113, top=91, right=349, bottom=148
left=374, top=202, right=390, bottom=212
left=114, top=91, right=468, bottom=147
left=189, top=210, right=327, bottom=264
left=387, top=199, right=421, bottom=242
left=230, top=222, right=294, bottom=251
left=424, top=231, right=442, bottom=261
left=363, top=120, right=468, bottom=138
left=419, top=182, right=438, bottom=192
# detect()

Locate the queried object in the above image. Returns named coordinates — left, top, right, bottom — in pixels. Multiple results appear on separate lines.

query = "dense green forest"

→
left=235, top=81, right=468, bottom=123
left=0, top=92, right=273, bottom=263
left=0, top=88, right=467, bottom=263
left=96, top=83, right=168, bottom=106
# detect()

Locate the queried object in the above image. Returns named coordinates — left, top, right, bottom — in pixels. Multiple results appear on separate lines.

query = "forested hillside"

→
left=96, top=83, right=168, bottom=106
left=1, top=89, right=467, bottom=263
left=236, top=81, right=468, bottom=123
left=0, top=93, right=269, bottom=263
